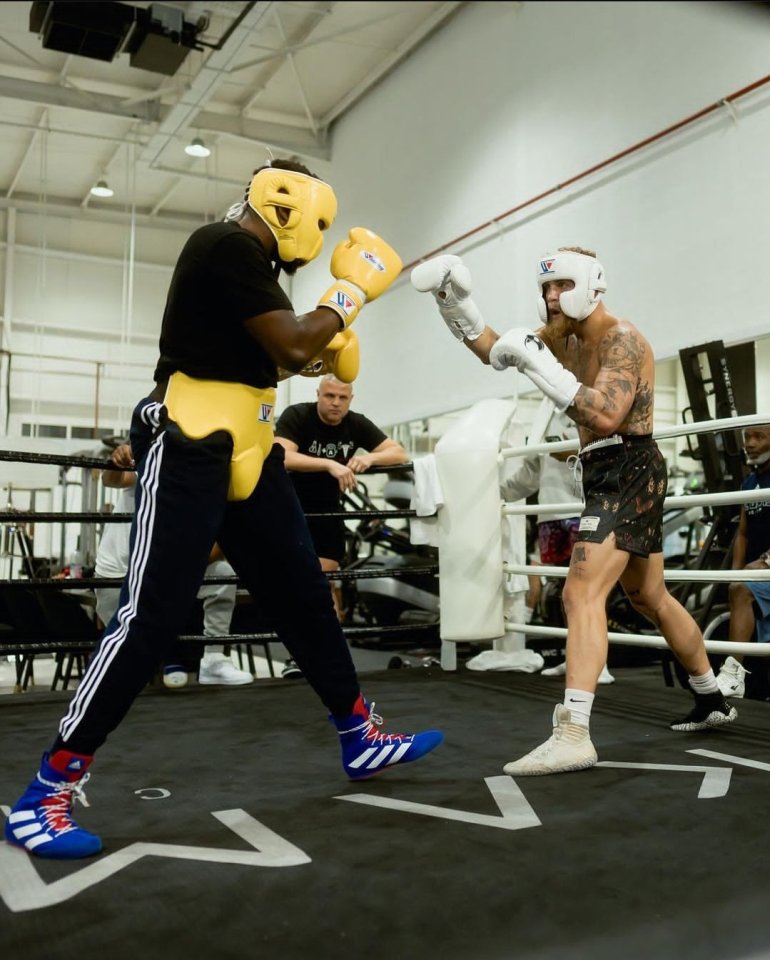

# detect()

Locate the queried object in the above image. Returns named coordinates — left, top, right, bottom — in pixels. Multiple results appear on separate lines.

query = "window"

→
left=21, top=423, right=67, bottom=438
left=71, top=426, right=116, bottom=440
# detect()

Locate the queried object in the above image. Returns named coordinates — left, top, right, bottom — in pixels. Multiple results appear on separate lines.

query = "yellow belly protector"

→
left=163, top=372, right=276, bottom=502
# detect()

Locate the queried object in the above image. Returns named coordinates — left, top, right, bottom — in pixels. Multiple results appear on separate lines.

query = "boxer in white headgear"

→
left=411, top=241, right=736, bottom=777
left=536, top=248, right=607, bottom=322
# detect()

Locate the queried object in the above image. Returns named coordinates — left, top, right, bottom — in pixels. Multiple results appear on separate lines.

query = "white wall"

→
left=289, top=0, right=770, bottom=426
left=2, top=1, right=769, bottom=435
left=1, top=212, right=188, bottom=434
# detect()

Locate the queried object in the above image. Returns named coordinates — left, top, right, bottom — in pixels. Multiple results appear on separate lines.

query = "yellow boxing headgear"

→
left=247, top=168, right=337, bottom=265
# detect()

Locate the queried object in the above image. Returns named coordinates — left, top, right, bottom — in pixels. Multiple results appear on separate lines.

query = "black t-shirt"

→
left=274, top=402, right=388, bottom=511
left=742, top=468, right=770, bottom=562
left=154, top=221, right=292, bottom=389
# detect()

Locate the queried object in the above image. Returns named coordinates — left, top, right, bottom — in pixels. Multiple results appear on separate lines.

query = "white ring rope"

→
left=503, top=622, right=768, bottom=658
left=502, top=486, right=770, bottom=518
left=431, top=399, right=767, bottom=668
left=502, top=563, right=770, bottom=582
left=498, top=411, right=769, bottom=461
left=496, top=410, right=770, bottom=659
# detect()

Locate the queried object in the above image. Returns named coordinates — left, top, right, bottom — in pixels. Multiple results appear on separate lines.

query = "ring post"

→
left=434, top=398, right=516, bottom=670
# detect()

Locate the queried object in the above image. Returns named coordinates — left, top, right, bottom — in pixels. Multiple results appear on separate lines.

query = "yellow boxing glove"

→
left=317, top=228, right=403, bottom=328
left=300, top=329, right=360, bottom=383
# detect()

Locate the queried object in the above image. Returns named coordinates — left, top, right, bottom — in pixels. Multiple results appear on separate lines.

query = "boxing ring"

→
left=4, top=415, right=770, bottom=960
left=2, top=410, right=769, bottom=686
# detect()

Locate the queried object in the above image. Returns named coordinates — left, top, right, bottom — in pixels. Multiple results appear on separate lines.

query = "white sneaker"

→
left=540, top=661, right=566, bottom=677
left=199, top=657, right=253, bottom=686
left=541, top=661, right=615, bottom=684
left=503, top=705, right=598, bottom=776
left=716, top=655, right=749, bottom=699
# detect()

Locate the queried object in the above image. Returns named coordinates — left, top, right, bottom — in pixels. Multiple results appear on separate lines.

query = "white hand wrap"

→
left=410, top=255, right=485, bottom=342
left=490, top=327, right=581, bottom=412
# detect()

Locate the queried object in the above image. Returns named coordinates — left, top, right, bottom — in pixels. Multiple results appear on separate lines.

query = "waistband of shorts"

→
left=579, top=433, right=654, bottom=459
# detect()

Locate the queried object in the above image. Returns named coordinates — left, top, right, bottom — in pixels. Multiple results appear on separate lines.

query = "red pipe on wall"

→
left=401, top=72, right=770, bottom=274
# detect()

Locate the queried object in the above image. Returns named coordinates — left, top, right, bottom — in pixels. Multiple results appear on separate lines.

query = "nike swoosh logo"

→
left=568, top=698, right=586, bottom=703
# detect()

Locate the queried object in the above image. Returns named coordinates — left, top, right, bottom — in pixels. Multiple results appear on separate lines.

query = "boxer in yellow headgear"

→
left=166, top=161, right=400, bottom=500
left=165, top=161, right=339, bottom=500
left=247, top=166, right=337, bottom=267
left=5, top=157, right=443, bottom=865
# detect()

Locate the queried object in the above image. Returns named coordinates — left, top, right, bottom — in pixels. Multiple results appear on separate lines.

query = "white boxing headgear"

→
left=248, top=167, right=337, bottom=265
left=537, top=250, right=606, bottom=322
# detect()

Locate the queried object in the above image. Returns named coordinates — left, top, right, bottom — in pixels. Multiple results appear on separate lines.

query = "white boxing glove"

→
left=490, top=328, right=581, bottom=412
left=410, top=254, right=485, bottom=342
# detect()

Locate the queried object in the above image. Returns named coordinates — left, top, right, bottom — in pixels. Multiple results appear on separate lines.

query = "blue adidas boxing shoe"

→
left=4, top=751, right=103, bottom=859
left=331, top=695, right=443, bottom=780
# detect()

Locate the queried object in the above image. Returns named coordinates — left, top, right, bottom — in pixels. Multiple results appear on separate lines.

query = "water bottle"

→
left=68, top=550, right=84, bottom=579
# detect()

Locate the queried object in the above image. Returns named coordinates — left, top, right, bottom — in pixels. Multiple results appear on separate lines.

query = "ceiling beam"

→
left=0, top=75, right=162, bottom=122
left=6, top=109, right=48, bottom=199
left=191, top=109, right=331, bottom=159
left=228, top=5, right=405, bottom=75
left=273, top=6, right=319, bottom=138
left=0, top=194, right=203, bottom=232
left=0, top=73, right=330, bottom=159
left=138, top=1, right=277, bottom=167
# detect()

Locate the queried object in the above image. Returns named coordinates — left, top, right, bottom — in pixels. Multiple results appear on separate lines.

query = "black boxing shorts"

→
left=575, top=434, right=667, bottom=558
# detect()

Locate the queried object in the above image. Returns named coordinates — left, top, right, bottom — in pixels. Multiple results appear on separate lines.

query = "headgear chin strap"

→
left=537, top=250, right=607, bottom=322
left=248, top=168, right=337, bottom=265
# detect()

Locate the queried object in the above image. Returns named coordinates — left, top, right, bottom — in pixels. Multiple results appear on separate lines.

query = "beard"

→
left=546, top=312, right=575, bottom=339
left=276, top=256, right=304, bottom=277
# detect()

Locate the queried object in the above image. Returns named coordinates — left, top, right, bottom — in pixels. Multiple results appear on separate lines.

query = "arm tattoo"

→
left=627, top=378, right=654, bottom=429
left=573, top=328, right=646, bottom=431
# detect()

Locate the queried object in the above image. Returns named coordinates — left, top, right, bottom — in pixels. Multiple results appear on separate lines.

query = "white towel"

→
left=410, top=454, right=444, bottom=546
left=465, top=649, right=545, bottom=672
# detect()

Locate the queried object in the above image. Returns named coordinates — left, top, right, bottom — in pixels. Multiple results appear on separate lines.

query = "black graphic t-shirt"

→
left=275, top=402, right=387, bottom=512
left=742, top=468, right=770, bottom=562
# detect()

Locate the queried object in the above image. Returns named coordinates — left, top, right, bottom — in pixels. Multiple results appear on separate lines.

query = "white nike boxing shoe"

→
left=503, top=704, right=597, bottom=776
left=715, top=655, right=749, bottom=699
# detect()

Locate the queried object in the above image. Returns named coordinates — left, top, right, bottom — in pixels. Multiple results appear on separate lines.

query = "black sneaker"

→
left=281, top=659, right=303, bottom=679
left=670, top=691, right=737, bottom=732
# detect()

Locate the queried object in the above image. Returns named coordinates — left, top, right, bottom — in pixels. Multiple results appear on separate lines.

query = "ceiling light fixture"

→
left=185, top=136, right=211, bottom=158
left=90, top=180, right=114, bottom=198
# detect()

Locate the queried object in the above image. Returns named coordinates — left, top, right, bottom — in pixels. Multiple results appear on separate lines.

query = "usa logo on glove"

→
left=362, top=250, right=386, bottom=272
